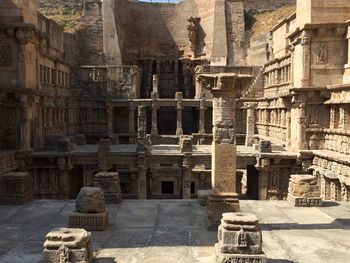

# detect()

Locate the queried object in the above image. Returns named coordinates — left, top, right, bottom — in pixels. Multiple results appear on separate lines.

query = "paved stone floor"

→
left=0, top=200, right=350, bottom=263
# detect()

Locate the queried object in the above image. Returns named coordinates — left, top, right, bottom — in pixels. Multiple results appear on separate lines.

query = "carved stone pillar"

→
left=286, top=110, right=291, bottom=146
left=128, top=101, right=135, bottom=136
left=152, top=74, right=159, bottom=94
left=137, top=153, right=147, bottom=199
left=137, top=106, right=147, bottom=140
left=198, top=73, right=251, bottom=230
left=256, top=157, right=271, bottom=200
left=300, top=30, right=311, bottom=87
left=106, top=103, right=113, bottom=135
left=151, top=91, right=159, bottom=136
left=20, top=98, right=32, bottom=151
left=57, top=157, right=70, bottom=199
left=199, top=99, right=206, bottom=134
left=244, top=102, right=257, bottom=146
left=176, top=92, right=183, bottom=136
left=182, top=153, right=192, bottom=199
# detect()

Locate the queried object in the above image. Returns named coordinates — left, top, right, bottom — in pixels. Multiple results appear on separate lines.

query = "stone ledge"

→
left=215, top=244, right=267, bottom=263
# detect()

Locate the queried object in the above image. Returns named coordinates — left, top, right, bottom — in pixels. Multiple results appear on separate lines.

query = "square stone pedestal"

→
left=0, top=172, right=32, bottom=205
left=43, top=228, right=92, bottom=263
left=206, top=192, right=240, bottom=230
left=69, top=210, right=109, bottom=231
left=215, top=213, right=266, bottom=263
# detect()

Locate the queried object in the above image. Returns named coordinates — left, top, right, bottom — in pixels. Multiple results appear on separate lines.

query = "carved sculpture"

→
left=43, top=228, right=93, bottom=263
left=187, top=17, right=201, bottom=56
left=215, top=213, right=266, bottom=263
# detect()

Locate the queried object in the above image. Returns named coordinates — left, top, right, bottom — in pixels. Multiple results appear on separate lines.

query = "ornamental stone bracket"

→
left=197, top=73, right=252, bottom=230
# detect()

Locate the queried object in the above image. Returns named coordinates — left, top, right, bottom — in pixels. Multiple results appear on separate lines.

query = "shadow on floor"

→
left=322, top=201, right=340, bottom=207
left=93, top=257, right=117, bottom=263
left=260, top=218, right=350, bottom=231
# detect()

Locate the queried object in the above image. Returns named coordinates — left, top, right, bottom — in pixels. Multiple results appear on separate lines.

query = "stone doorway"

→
left=246, top=165, right=259, bottom=200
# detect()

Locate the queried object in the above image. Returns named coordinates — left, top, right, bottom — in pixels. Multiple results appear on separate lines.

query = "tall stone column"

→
left=20, top=96, right=32, bottom=151
left=199, top=99, right=206, bottom=134
left=244, top=102, right=257, bottom=146
left=176, top=92, right=183, bottom=136
left=57, top=157, right=70, bottom=199
left=182, top=153, right=192, bottom=199
left=286, top=110, right=291, bottom=146
left=151, top=89, right=159, bottom=136
left=198, top=73, right=251, bottom=230
left=137, top=153, right=147, bottom=199
left=106, top=103, right=113, bottom=135
left=300, top=30, right=311, bottom=87
left=128, top=102, right=135, bottom=143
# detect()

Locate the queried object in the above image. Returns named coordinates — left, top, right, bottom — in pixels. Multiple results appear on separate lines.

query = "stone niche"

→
left=288, top=174, right=322, bottom=207
left=215, top=213, right=266, bottom=263
left=0, top=172, right=32, bottom=205
left=43, top=228, right=93, bottom=263
left=69, top=187, right=109, bottom=231
left=93, top=172, right=122, bottom=204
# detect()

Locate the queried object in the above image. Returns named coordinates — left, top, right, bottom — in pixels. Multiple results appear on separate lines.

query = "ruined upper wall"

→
left=104, top=0, right=216, bottom=63
left=0, top=0, right=38, bottom=25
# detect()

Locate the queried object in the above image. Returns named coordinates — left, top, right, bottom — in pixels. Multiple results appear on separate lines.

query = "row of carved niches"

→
left=329, top=105, right=350, bottom=130
left=77, top=66, right=141, bottom=99
left=264, top=54, right=292, bottom=88
left=320, top=175, right=350, bottom=202
left=256, top=108, right=288, bottom=126
left=312, top=156, right=350, bottom=187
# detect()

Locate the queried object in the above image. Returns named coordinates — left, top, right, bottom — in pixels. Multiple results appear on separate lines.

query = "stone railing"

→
left=263, top=54, right=292, bottom=98
left=256, top=123, right=287, bottom=141
left=324, top=129, right=350, bottom=155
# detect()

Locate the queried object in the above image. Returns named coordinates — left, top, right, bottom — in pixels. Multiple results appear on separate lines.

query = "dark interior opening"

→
left=246, top=165, right=259, bottom=200
left=162, top=181, right=174, bottom=194
left=191, top=181, right=195, bottom=194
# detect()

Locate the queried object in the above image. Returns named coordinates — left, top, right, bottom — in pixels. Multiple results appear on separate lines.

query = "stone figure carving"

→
left=138, top=106, right=147, bottom=140
left=0, top=44, right=12, bottom=65
left=316, top=43, right=328, bottom=64
left=236, top=228, right=247, bottom=247
left=58, top=245, right=70, bottom=263
left=214, top=121, right=235, bottom=144
left=187, top=17, right=201, bottom=55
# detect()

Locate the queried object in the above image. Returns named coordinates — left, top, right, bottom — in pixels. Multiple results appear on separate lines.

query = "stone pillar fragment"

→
left=244, top=102, right=257, bottom=146
left=43, top=228, right=93, bottom=263
left=215, top=213, right=266, bottom=263
left=93, top=172, right=122, bottom=204
left=176, top=92, right=183, bottom=136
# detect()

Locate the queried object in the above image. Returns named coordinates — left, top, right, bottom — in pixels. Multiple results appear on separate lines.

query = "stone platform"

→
left=1, top=200, right=350, bottom=263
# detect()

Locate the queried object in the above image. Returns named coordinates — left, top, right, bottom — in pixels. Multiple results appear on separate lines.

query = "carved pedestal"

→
left=93, top=172, right=122, bottom=204
left=69, top=210, right=109, bottom=231
left=215, top=213, right=266, bottom=263
left=43, top=228, right=93, bottom=263
left=287, top=174, right=322, bottom=207
left=69, top=187, right=109, bottom=231
left=0, top=172, right=32, bottom=205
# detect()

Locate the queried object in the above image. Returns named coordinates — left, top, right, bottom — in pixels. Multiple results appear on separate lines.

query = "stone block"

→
left=69, top=210, right=109, bottom=231
left=288, top=195, right=323, bottom=207
left=258, top=140, right=272, bottom=153
left=288, top=174, right=322, bottom=207
left=43, top=228, right=93, bottom=263
left=75, top=187, right=106, bottom=213
left=0, top=172, right=32, bottom=205
left=93, top=172, right=122, bottom=204
left=215, top=213, right=266, bottom=263
left=197, top=189, right=212, bottom=206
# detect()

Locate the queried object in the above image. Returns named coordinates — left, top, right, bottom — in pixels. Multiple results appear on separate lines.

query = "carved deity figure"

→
left=236, top=228, right=247, bottom=247
left=316, top=43, right=328, bottom=64
left=58, top=245, right=70, bottom=263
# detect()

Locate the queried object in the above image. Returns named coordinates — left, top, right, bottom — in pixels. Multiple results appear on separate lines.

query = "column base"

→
left=69, top=210, right=109, bottom=231
left=215, top=244, right=267, bottom=263
left=206, top=192, right=240, bottom=231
